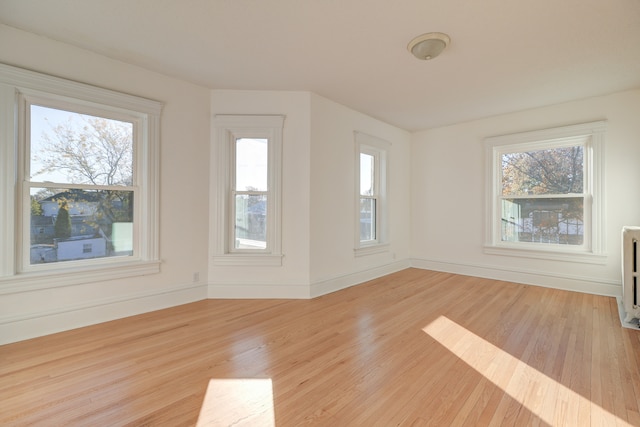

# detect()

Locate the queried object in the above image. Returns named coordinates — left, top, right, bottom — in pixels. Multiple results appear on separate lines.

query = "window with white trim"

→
left=212, top=115, right=284, bottom=266
left=0, top=63, right=161, bottom=287
left=484, top=121, right=606, bottom=263
left=355, top=131, right=389, bottom=256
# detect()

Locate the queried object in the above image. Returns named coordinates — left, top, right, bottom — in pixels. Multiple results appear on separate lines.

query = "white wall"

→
left=208, top=91, right=413, bottom=298
left=309, top=94, right=412, bottom=295
left=208, top=90, right=313, bottom=298
left=0, top=25, right=211, bottom=344
left=411, top=89, right=640, bottom=296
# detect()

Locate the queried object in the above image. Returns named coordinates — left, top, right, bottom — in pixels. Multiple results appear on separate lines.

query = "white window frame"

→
left=212, top=115, right=284, bottom=266
left=0, top=63, right=161, bottom=290
left=484, top=121, right=606, bottom=264
left=354, top=131, right=390, bottom=257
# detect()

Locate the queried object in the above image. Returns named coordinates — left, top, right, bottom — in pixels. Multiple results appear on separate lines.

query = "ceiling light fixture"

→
left=407, top=32, right=450, bottom=60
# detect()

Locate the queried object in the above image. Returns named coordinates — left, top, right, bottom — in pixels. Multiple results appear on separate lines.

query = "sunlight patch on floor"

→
left=197, top=378, right=275, bottom=426
left=423, top=315, right=627, bottom=425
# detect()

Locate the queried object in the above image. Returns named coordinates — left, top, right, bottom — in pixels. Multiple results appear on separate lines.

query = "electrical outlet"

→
left=193, top=272, right=200, bottom=283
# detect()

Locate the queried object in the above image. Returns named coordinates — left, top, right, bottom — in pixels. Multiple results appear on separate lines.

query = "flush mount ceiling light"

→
left=407, top=32, right=450, bottom=60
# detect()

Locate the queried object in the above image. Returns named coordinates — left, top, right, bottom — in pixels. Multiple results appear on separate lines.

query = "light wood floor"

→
left=2, top=269, right=640, bottom=426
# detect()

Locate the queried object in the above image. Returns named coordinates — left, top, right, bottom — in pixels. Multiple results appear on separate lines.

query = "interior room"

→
left=1, top=1, right=639, bottom=425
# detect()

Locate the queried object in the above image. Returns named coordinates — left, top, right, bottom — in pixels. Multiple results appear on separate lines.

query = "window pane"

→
left=360, top=153, right=374, bottom=196
left=30, top=188, right=134, bottom=264
left=501, top=197, right=583, bottom=245
left=236, top=138, right=268, bottom=191
left=501, top=146, right=583, bottom=196
left=235, top=194, right=267, bottom=249
left=360, top=197, right=376, bottom=242
left=30, top=105, right=133, bottom=186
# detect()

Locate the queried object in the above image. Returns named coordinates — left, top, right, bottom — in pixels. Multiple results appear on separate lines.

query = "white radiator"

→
left=622, top=226, right=640, bottom=323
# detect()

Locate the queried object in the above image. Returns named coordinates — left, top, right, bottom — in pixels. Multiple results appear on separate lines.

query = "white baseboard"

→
left=207, top=259, right=412, bottom=299
left=411, top=257, right=622, bottom=297
left=309, top=259, right=411, bottom=298
left=207, top=282, right=312, bottom=299
left=0, top=283, right=207, bottom=345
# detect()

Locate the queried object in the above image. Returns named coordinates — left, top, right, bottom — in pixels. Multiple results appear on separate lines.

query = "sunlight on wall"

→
left=422, top=316, right=626, bottom=425
left=197, top=378, right=275, bottom=426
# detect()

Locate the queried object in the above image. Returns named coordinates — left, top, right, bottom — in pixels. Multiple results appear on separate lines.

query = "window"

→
left=0, top=63, right=161, bottom=287
left=25, top=101, right=135, bottom=266
left=484, top=121, right=606, bottom=263
left=355, top=131, right=389, bottom=256
left=359, top=150, right=377, bottom=243
left=212, top=115, right=284, bottom=266
left=233, top=137, right=268, bottom=250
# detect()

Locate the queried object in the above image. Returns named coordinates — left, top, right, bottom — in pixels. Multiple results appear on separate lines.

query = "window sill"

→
left=212, top=253, right=283, bottom=267
left=354, top=243, right=390, bottom=257
left=0, top=259, right=161, bottom=294
left=484, top=244, right=607, bottom=265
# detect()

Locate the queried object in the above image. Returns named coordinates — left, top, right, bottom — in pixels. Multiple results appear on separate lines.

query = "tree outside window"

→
left=500, top=145, right=584, bottom=245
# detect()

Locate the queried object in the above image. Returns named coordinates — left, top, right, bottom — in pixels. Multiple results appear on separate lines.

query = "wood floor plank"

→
left=1, top=268, right=639, bottom=426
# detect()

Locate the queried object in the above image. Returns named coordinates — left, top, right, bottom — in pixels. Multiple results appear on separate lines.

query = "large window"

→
left=355, top=131, right=389, bottom=256
left=484, top=121, right=606, bottom=262
left=0, top=64, right=161, bottom=287
left=212, top=115, right=284, bottom=266
left=25, top=101, right=136, bottom=266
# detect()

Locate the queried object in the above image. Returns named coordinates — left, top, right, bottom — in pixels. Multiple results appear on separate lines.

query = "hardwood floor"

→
left=1, top=268, right=640, bottom=426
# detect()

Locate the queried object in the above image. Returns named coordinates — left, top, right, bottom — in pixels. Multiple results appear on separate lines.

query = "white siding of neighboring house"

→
left=56, top=237, right=107, bottom=261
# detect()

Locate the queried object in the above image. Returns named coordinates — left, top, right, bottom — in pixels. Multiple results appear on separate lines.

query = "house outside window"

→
left=484, top=121, right=606, bottom=263
left=212, top=115, right=284, bottom=266
left=0, top=63, right=161, bottom=287
left=355, top=131, right=390, bottom=257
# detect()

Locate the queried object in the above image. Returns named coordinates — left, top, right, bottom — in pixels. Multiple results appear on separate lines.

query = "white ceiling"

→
left=1, top=0, right=639, bottom=131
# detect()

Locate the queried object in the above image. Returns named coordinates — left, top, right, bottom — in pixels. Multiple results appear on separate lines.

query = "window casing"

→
left=484, top=121, right=606, bottom=263
left=355, top=131, right=389, bottom=256
left=0, top=63, right=161, bottom=289
left=212, top=115, right=284, bottom=266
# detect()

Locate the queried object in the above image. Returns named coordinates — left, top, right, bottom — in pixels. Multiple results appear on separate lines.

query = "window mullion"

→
left=500, top=193, right=586, bottom=200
